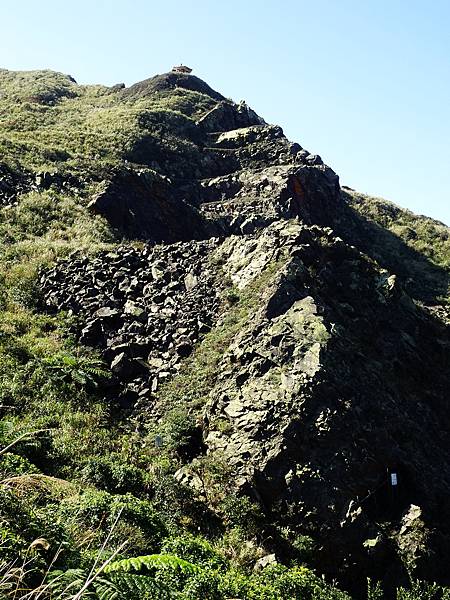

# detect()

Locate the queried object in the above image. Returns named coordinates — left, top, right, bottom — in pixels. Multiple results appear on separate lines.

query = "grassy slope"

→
left=0, top=68, right=214, bottom=173
left=345, top=189, right=449, bottom=270
left=343, top=189, right=449, bottom=309
left=0, top=69, right=448, bottom=598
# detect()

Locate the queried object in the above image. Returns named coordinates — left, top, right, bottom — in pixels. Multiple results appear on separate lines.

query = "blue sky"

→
left=2, top=0, right=449, bottom=224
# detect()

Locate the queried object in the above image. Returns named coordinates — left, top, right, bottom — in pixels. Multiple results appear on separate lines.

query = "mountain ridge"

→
left=0, top=68, right=449, bottom=599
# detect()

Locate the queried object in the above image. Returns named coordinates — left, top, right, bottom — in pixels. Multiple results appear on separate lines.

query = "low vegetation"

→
left=0, top=68, right=216, bottom=182
left=156, top=257, right=285, bottom=415
left=345, top=191, right=449, bottom=270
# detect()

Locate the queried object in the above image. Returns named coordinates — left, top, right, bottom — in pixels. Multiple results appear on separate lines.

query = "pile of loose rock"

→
left=41, top=238, right=222, bottom=408
left=0, top=163, right=31, bottom=206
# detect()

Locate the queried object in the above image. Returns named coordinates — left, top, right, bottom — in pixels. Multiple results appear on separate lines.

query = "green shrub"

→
left=149, top=407, right=201, bottom=460
left=0, top=488, right=72, bottom=564
left=80, top=455, right=146, bottom=495
left=161, top=533, right=227, bottom=570
left=59, top=490, right=166, bottom=554
left=150, top=473, right=218, bottom=535
left=179, top=569, right=221, bottom=599
left=0, top=452, right=39, bottom=477
left=241, top=564, right=351, bottom=600
left=219, top=495, right=265, bottom=537
left=396, top=580, right=442, bottom=600
left=291, top=534, right=318, bottom=565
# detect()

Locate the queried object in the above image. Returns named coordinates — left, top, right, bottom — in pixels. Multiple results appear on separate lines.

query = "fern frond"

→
left=47, top=568, right=92, bottom=598
left=105, top=553, right=199, bottom=575
left=93, top=576, right=122, bottom=600
left=95, top=573, right=166, bottom=600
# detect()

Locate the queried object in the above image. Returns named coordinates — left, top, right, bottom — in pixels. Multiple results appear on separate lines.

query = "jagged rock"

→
left=110, top=352, right=147, bottom=379
left=176, top=340, right=193, bottom=358
left=41, top=239, right=222, bottom=406
left=184, top=272, right=198, bottom=291
left=88, top=169, right=213, bottom=242
left=197, top=101, right=265, bottom=133
left=0, top=162, right=31, bottom=205
left=203, top=221, right=450, bottom=589
left=123, top=300, right=146, bottom=321
left=396, top=504, right=435, bottom=578
left=110, top=352, right=133, bottom=377
left=254, top=554, right=277, bottom=571
left=79, top=319, right=103, bottom=345
left=95, top=307, right=120, bottom=320
left=174, top=465, right=204, bottom=492
left=215, top=125, right=279, bottom=149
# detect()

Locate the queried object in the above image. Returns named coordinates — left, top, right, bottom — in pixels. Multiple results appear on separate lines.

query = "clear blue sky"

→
left=2, top=0, right=449, bottom=224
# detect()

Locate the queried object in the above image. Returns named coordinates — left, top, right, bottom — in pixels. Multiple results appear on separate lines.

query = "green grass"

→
left=344, top=189, right=449, bottom=304
left=0, top=68, right=217, bottom=179
left=346, top=189, right=450, bottom=270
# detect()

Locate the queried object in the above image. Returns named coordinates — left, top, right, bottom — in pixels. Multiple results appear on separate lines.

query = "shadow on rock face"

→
left=204, top=223, right=450, bottom=596
left=88, top=168, right=218, bottom=243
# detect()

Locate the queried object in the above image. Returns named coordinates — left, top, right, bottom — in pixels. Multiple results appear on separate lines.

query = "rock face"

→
left=84, top=95, right=341, bottom=243
left=87, top=169, right=213, bottom=242
left=204, top=222, right=450, bottom=591
left=38, top=73, right=450, bottom=593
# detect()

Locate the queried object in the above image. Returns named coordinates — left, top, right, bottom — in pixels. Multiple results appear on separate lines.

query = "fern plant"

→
left=94, top=573, right=167, bottom=600
left=104, top=553, right=199, bottom=575
left=47, top=554, right=199, bottom=600
left=48, top=569, right=167, bottom=600
left=40, top=351, right=110, bottom=388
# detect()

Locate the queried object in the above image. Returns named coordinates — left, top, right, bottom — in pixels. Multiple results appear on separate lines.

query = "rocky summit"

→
left=0, top=68, right=449, bottom=599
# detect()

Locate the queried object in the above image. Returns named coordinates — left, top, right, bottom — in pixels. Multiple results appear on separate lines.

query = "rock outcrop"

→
left=121, top=71, right=226, bottom=101
left=87, top=168, right=213, bottom=242
left=38, top=72, right=450, bottom=595
left=85, top=119, right=341, bottom=243
left=204, top=221, right=450, bottom=591
left=0, top=162, right=31, bottom=205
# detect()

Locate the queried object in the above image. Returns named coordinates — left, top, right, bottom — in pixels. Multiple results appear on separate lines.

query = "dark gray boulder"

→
left=88, top=169, right=213, bottom=242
